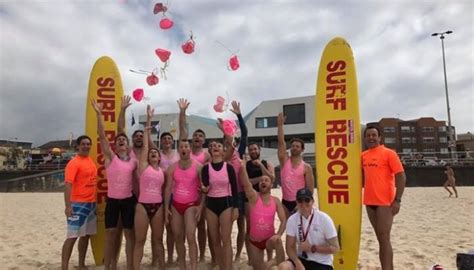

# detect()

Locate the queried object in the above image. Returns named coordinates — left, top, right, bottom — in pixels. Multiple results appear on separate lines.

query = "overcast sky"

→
left=0, top=0, right=472, bottom=146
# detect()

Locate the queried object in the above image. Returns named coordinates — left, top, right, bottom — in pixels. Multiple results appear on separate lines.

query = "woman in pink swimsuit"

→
left=133, top=105, right=167, bottom=269
left=165, top=139, right=203, bottom=270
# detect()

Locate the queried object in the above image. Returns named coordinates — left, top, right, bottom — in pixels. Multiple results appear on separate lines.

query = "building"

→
left=366, top=117, right=450, bottom=157
left=456, top=132, right=474, bottom=158
left=0, top=138, right=32, bottom=170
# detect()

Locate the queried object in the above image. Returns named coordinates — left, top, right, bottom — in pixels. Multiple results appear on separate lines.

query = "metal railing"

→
left=0, top=169, right=65, bottom=192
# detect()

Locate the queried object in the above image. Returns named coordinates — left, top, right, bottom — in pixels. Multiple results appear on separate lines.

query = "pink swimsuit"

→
left=208, top=162, right=231, bottom=198
left=191, top=150, right=208, bottom=165
left=159, top=150, right=179, bottom=171
left=249, top=195, right=276, bottom=241
left=173, top=160, right=200, bottom=204
left=280, top=159, right=305, bottom=201
left=139, top=165, right=165, bottom=203
left=106, top=155, right=137, bottom=199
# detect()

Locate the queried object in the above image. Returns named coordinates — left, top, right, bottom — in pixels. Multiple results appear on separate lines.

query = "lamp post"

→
left=431, top=30, right=456, bottom=160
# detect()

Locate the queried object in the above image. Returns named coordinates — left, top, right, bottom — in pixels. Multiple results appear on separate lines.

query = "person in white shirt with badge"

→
left=278, top=188, right=340, bottom=270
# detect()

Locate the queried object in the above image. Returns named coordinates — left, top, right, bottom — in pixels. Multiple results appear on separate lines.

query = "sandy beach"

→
left=1, top=187, right=473, bottom=270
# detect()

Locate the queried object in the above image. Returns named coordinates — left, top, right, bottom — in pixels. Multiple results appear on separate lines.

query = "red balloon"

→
left=153, top=3, right=167, bottom=14
left=181, top=40, right=195, bottom=54
left=229, top=55, right=240, bottom=71
left=133, top=88, right=144, bottom=102
left=159, top=18, right=173, bottom=30
left=146, top=73, right=159, bottom=86
left=155, top=48, right=171, bottom=62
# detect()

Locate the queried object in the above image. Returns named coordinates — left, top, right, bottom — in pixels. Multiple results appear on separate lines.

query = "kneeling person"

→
left=278, top=188, right=339, bottom=270
left=240, top=160, right=286, bottom=269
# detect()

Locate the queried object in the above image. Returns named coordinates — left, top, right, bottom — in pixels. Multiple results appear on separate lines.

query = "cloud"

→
left=0, top=0, right=472, bottom=146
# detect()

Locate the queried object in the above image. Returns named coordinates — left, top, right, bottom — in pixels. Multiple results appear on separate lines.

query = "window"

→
left=423, top=148, right=435, bottom=153
left=384, top=137, right=396, bottom=144
left=401, top=126, right=415, bottom=133
left=439, top=137, right=448, bottom=143
left=401, top=137, right=416, bottom=144
left=422, top=126, right=435, bottom=132
left=440, top=148, right=449, bottom=154
left=422, top=137, right=435, bottom=143
left=438, top=126, right=447, bottom=132
left=255, top=117, right=277, bottom=128
left=402, top=148, right=412, bottom=153
left=383, top=127, right=396, bottom=133
left=283, top=104, right=305, bottom=124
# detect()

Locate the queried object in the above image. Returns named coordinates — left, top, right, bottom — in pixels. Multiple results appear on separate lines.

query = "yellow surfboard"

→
left=315, top=37, right=362, bottom=269
left=85, top=56, right=124, bottom=265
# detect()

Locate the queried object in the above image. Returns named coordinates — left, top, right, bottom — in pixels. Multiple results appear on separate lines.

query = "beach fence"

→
left=0, top=169, right=64, bottom=192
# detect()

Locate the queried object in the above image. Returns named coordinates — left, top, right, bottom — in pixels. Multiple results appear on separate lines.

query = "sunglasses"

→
left=297, top=198, right=311, bottom=203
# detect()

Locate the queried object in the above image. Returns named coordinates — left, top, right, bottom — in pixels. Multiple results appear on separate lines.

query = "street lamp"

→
left=431, top=30, right=456, bottom=160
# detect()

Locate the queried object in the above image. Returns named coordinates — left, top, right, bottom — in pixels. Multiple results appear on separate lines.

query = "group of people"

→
left=61, top=96, right=408, bottom=270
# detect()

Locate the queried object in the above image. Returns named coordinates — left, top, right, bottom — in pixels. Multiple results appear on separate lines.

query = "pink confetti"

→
left=182, top=39, right=195, bottom=54
left=153, top=3, right=167, bottom=14
left=146, top=73, right=159, bottom=86
left=222, top=120, right=237, bottom=136
left=213, top=96, right=225, bottom=113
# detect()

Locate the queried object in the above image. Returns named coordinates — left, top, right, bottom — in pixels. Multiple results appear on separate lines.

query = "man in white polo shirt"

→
left=278, top=188, right=340, bottom=270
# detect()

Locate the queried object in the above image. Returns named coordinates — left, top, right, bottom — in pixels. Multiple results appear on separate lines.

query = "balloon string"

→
left=130, top=69, right=150, bottom=75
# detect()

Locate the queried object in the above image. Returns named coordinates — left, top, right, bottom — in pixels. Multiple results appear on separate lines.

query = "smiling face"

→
left=160, top=134, right=173, bottom=150
left=248, top=144, right=260, bottom=160
left=77, top=137, right=92, bottom=157
left=364, top=127, right=381, bottom=149
left=290, top=140, right=304, bottom=156
left=297, top=197, right=313, bottom=215
left=132, top=131, right=144, bottom=148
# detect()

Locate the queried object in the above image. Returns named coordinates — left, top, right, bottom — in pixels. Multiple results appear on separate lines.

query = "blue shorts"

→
left=67, top=202, right=97, bottom=238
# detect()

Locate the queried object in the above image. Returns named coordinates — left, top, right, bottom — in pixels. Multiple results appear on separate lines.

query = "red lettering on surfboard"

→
left=96, top=77, right=116, bottom=122
left=325, top=120, right=350, bottom=204
left=325, top=61, right=347, bottom=110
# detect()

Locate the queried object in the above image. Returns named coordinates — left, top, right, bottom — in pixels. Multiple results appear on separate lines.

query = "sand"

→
left=1, top=187, right=473, bottom=270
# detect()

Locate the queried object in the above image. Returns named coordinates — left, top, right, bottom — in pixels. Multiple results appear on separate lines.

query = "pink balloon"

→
left=182, top=40, right=195, bottom=54
left=159, top=18, right=174, bottom=30
left=146, top=73, right=159, bottom=86
left=222, top=120, right=237, bottom=136
left=133, top=88, right=144, bottom=102
left=213, top=96, right=225, bottom=113
left=229, top=55, right=240, bottom=71
left=155, top=48, right=171, bottom=62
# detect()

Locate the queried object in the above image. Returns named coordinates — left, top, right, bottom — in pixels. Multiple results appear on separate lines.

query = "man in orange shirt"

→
left=61, top=135, right=98, bottom=270
left=362, top=126, right=406, bottom=270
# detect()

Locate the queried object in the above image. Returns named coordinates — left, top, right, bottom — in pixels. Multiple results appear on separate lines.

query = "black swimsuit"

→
left=201, top=162, right=238, bottom=217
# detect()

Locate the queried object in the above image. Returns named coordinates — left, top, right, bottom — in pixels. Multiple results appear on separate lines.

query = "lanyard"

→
left=299, top=212, right=314, bottom=242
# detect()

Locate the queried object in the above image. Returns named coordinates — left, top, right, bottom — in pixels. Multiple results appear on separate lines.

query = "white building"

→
left=139, top=95, right=317, bottom=164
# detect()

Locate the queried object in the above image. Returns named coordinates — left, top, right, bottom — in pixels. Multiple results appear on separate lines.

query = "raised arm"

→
left=277, top=112, right=287, bottom=166
left=217, top=118, right=235, bottom=162
left=91, top=99, right=113, bottom=165
left=230, top=101, right=247, bottom=158
left=138, top=105, right=154, bottom=175
left=117, top=95, right=132, bottom=134
left=304, top=163, right=315, bottom=192
left=239, top=159, right=258, bottom=203
left=177, top=98, right=190, bottom=140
